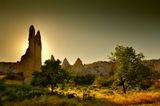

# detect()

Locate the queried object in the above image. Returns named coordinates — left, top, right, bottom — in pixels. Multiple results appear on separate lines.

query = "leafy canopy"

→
left=109, top=45, right=154, bottom=92
left=32, top=59, right=70, bottom=93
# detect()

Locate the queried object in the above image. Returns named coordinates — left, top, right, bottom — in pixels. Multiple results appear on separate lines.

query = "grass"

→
left=2, top=94, right=118, bottom=106
left=53, top=86, right=160, bottom=105
left=5, top=80, right=23, bottom=85
left=104, top=91, right=160, bottom=105
left=1, top=84, right=160, bottom=106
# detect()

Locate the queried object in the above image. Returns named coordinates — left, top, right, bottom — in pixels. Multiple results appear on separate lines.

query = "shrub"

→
left=5, top=85, right=48, bottom=101
left=32, top=59, right=70, bottom=93
left=93, top=76, right=114, bottom=87
left=74, top=74, right=95, bottom=85
left=0, top=80, right=6, bottom=106
left=0, top=80, right=6, bottom=92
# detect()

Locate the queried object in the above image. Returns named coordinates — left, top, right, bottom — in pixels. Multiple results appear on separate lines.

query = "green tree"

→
left=32, top=59, right=70, bottom=93
left=0, top=80, right=6, bottom=106
left=109, top=45, right=153, bottom=93
left=74, top=74, right=95, bottom=85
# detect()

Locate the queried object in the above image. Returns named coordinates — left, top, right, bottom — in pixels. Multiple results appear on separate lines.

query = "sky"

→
left=0, top=0, right=160, bottom=64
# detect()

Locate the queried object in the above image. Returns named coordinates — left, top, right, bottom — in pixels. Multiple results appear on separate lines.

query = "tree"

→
left=0, top=80, right=6, bottom=106
left=109, top=45, right=153, bottom=93
left=74, top=74, right=95, bottom=85
left=32, top=59, right=70, bottom=93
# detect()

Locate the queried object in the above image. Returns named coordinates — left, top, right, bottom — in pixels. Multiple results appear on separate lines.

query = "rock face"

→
left=17, top=25, right=42, bottom=84
left=51, top=55, right=55, bottom=61
left=84, top=61, right=116, bottom=76
left=72, top=58, right=86, bottom=75
left=0, top=25, right=42, bottom=84
left=62, top=58, right=70, bottom=68
left=61, top=57, right=116, bottom=76
left=0, top=62, right=17, bottom=74
left=144, top=59, right=160, bottom=72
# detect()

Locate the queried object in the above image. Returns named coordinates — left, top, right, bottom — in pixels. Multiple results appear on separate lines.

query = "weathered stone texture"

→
left=0, top=25, right=42, bottom=84
left=62, top=58, right=70, bottom=68
left=62, top=57, right=116, bottom=76
left=18, top=25, right=42, bottom=84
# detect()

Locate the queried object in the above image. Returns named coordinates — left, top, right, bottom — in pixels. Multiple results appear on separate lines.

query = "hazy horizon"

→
left=0, top=0, right=160, bottom=64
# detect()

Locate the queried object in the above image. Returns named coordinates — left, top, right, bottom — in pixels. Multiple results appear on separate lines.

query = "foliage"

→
left=4, top=85, right=48, bottom=101
left=93, top=76, right=114, bottom=87
left=109, top=45, right=154, bottom=93
left=5, top=72, right=24, bottom=80
left=0, top=80, right=6, bottom=106
left=2, top=87, right=160, bottom=106
left=32, top=59, right=70, bottom=93
left=74, top=74, right=95, bottom=85
left=0, top=80, right=6, bottom=92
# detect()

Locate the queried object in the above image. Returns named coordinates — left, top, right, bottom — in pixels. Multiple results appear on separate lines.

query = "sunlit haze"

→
left=0, top=0, right=160, bottom=64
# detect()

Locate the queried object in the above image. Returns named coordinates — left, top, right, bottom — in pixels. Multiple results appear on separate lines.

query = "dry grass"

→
left=5, top=80, right=23, bottom=85
left=104, top=91, right=160, bottom=105
left=54, top=87, right=160, bottom=105
left=3, top=95, right=116, bottom=106
left=2, top=86, right=160, bottom=106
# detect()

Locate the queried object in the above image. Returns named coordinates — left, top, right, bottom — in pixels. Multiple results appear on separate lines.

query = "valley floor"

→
left=53, top=86, right=160, bottom=106
left=1, top=85, right=160, bottom=106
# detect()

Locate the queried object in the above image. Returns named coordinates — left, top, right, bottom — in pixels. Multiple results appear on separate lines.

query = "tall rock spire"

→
left=35, top=30, right=42, bottom=46
left=29, top=25, right=35, bottom=37
left=18, top=25, right=42, bottom=84
left=34, top=30, right=42, bottom=70
left=29, top=25, right=35, bottom=48
left=51, top=55, right=55, bottom=61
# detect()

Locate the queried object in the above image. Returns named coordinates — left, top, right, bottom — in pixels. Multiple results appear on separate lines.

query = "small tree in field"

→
left=109, top=45, right=154, bottom=93
left=32, top=59, right=70, bottom=93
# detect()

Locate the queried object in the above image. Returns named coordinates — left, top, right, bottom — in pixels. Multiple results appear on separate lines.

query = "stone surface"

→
left=0, top=25, right=42, bottom=84
left=72, top=58, right=85, bottom=75
left=0, top=62, right=17, bottom=73
left=18, top=25, right=42, bottom=84
left=62, top=58, right=71, bottom=68
left=84, top=61, right=116, bottom=76
left=51, top=55, right=55, bottom=61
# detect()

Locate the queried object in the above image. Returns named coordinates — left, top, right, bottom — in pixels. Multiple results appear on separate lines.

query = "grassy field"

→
left=53, top=86, right=160, bottom=105
left=1, top=84, right=160, bottom=106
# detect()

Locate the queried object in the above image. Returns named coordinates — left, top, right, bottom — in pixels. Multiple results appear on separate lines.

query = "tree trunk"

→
left=122, top=82, right=126, bottom=94
left=51, top=84, right=54, bottom=94
left=121, top=77, right=126, bottom=94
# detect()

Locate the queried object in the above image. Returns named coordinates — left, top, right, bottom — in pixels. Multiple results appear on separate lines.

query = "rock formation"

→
left=72, top=58, right=87, bottom=75
left=84, top=61, right=116, bottom=76
left=62, top=58, right=71, bottom=68
left=17, top=25, right=42, bottom=84
left=0, top=25, right=42, bottom=84
left=51, top=55, right=55, bottom=61
left=0, top=62, right=17, bottom=74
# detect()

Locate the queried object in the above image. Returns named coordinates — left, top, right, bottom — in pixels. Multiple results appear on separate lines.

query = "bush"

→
left=0, top=80, right=6, bottom=92
left=5, top=72, right=24, bottom=80
left=0, top=80, right=6, bottom=106
left=74, top=74, right=95, bottom=85
left=5, top=85, right=48, bottom=101
left=93, top=76, right=114, bottom=87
